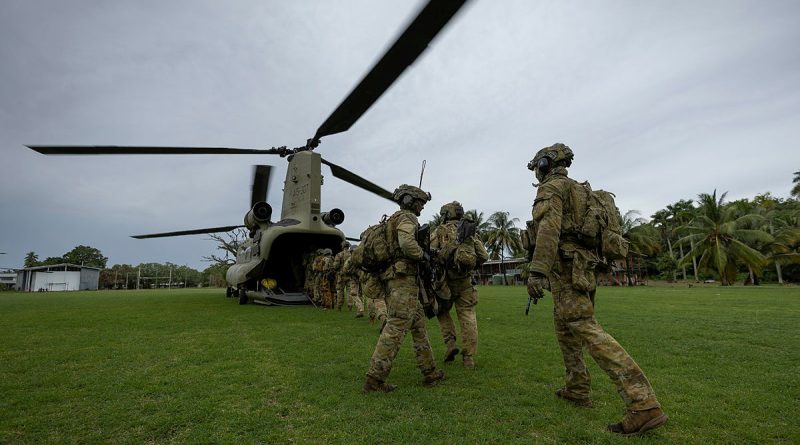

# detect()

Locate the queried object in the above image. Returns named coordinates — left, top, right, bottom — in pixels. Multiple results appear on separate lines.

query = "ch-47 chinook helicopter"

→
left=26, top=0, right=468, bottom=306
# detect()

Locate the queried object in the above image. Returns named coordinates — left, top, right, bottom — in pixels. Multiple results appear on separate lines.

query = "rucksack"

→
left=350, top=216, right=393, bottom=272
left=569, top=181, right=629, bottom=262
left=452, top=220, right=478, bottom=272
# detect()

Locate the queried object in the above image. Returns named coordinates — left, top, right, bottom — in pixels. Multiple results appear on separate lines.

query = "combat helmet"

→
left=439, top=201, right=464, bottom=221
left=393, top=184, right=431, bottom=207
left=527, top=143, right=574, bottom=181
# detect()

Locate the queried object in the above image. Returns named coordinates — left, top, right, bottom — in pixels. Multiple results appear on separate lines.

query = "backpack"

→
left=452, top=220, right=478, bottom=272
left=569, top=181, right=629, bottom=262
left=350, top=216, right=393, bottom=272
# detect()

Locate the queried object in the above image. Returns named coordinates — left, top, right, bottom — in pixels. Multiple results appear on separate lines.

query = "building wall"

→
left=32, top=271, right=81, bottom=291
left=80, top=269, right=100, bottom=290
left=0, top=273, right=17, bottom=287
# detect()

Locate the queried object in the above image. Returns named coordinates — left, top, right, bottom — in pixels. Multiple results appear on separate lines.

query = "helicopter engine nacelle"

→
left=321, top=208, right=345, bottom=226
left=244, top=201, right=272, bottom=229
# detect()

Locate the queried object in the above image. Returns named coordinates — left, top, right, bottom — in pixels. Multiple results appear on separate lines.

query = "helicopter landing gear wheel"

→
left=238, top=288, right=248, bottom=305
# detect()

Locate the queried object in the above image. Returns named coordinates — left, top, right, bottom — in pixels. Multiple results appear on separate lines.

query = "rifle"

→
left=525, top=293, right=540, bottom=316
left=416, top=223, right=439, bottom=319
left=456, top=219, right=476, bottom=244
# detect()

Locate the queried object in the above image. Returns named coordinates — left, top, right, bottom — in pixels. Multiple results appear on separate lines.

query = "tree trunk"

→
left=690, top=238, right=699, bottom=282
left=626, top=255, right=634, bottom=286
left=678, top=242, right=687, bottom=280
left=638, top=255, right=647, bottom=285
left=666, top=237, right=677, bottom=282
left=776, top=262, right=784, bottom=284
left=500, top=255, right=507, bottom=285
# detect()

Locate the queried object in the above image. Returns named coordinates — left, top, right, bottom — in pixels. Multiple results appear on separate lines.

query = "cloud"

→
left=2, top=0, right=799, bottom=269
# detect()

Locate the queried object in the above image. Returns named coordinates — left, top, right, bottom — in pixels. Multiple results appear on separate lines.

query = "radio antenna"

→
left=418, top=159, right=426, bottom=188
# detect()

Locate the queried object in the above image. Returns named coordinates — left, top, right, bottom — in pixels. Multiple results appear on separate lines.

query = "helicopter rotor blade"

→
left=320, top=158, right=394, bottom=202
left=132, top=225, right=244, bottom=239
left=251, top=165, right=272, bottom=208
left=27, top=145, right=290, bottom=156
left=312, top=0, right=468, bottom=143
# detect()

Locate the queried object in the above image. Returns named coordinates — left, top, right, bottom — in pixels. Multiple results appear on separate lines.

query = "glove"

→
left=422, top=251, right=431, bottom=264
left=527, top=274, right=548, bottom=301
left=420, top=251, right=432, bottom=272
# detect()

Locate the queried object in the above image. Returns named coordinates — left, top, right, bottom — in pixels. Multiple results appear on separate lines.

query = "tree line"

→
left=98, top=262, right=226, bottom=289
left=426, top=186, right=800, bottom=286
left=21, top=245, right=227, bottom=289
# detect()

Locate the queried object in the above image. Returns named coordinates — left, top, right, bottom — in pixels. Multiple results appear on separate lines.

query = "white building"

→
left=16, top=263, right=101, bottom=292
left=0, top=270, right=17, bottom=289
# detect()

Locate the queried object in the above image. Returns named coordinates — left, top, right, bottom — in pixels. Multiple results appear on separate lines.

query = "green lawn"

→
left=1, top=284, right=798, bottom=444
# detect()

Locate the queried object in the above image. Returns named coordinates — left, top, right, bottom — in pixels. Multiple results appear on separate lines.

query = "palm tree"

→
left=759, top=201, right=800, bottom=283
left=667, top=200, right=697, bottom=280
left=427, top=213, right=444, bottom=233
left=678, top=190, right=772, bottom=285
left=485, top=211, right=523, bottom=285
left=651, top=209, right=677, bottom=282
left=769, top=223, right=800, bottom=276
left=621, top=210, right=660, bottom=285
left=464, top=209, right=491, bottom=241
left=792, top=171, right=800, bottom=200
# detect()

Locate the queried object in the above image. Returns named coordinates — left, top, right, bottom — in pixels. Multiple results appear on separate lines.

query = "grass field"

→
left=1, top=284, right=798, bottom=444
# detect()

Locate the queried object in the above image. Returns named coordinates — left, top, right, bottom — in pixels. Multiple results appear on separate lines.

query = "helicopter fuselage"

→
left=227, top=151, right=345, bottom=304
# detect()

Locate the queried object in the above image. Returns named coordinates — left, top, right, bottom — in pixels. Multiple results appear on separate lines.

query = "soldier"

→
left=341, top=248, right=366, bottom=317
left=306, top=249, right=322, bottom=305
left=363, top=184, right=445, bottom=393
left=320, top=249, right=336, bottom=308
left=526, top=143, right=668, bottom=435
left=430, top=201, right=489, bottom=369
left=333, top=241, right=350, bottom=310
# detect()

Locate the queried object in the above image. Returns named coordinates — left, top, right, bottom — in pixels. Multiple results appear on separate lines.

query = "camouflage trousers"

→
left=368, top=298, right=387, bottom=322
left=366, top=274, right=436, bottom=381
left=321, top=277, right=335, bottom=308
left=312, top=275, right=322, bottom=305
left=362, top=273, right=387, bottom=322
left=436, top=277, right=478, bottom=357
left=551, top=260, right=660, bottom=411
left=336, top=277, right=364, bottom=313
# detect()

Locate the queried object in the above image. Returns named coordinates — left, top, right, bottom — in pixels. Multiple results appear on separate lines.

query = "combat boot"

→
left=444, top=343, right=460, bottom=363
left=362, top=375, right=397, bottom=394
left=607, top=407, right=668, bottom=435
left=462, top=355, right=475, bottom=369
left=422, top=369, right=446, bottom=387
left=555, top=388, right=593, bottom=408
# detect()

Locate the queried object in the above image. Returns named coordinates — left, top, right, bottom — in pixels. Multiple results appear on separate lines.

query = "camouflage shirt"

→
left=530, top=167, right=571, bottom=276
left=333, top=249, right=349, bottom=272
left=386, top=209, right=424, bottom=276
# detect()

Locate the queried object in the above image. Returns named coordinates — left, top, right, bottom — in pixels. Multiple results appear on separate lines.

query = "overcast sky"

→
left=1, top=0, right=798, bottom=270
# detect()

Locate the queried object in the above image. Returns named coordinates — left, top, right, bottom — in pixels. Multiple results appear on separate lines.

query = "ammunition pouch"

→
left=561, top=246, right=599, bottom=294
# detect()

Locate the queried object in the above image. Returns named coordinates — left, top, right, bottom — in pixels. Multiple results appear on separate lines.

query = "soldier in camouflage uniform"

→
left=333, top=241, right=351, bottom=310
left=430, top=201, right=489, bottom=369
left=526, top=143, right=668, bottom=435
left=363, top=185, right=445, bottom=393
left=360, top=270, right=386, bottom=323
left=341, top=250, right=365, bottom=317
left=306, top=250, right=321, bottom=305
left=320, top=249, right=336, bottom=308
